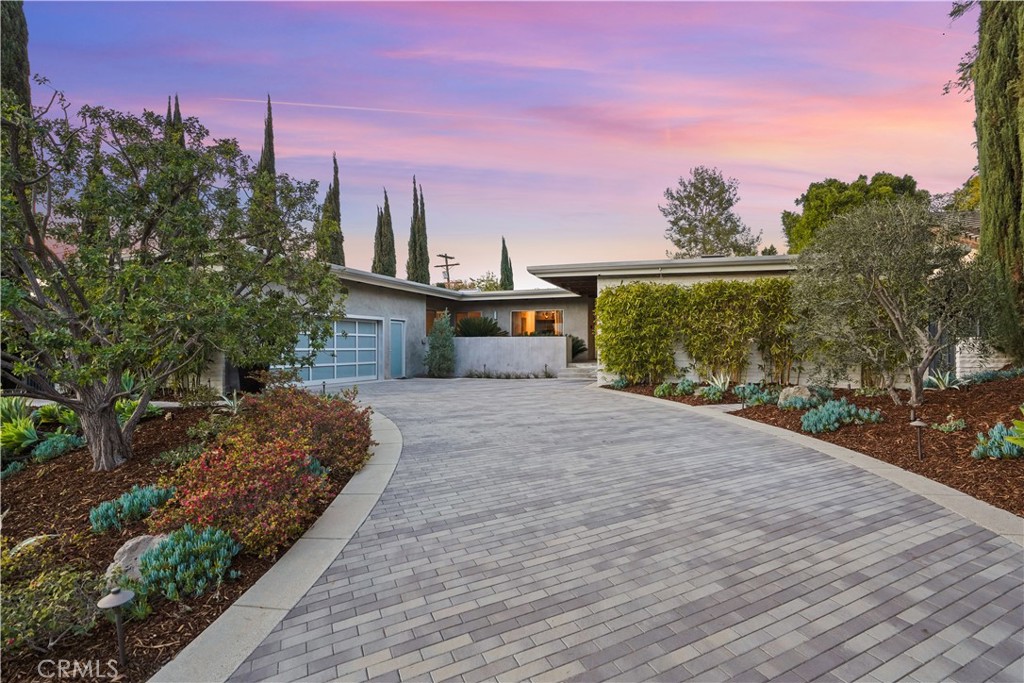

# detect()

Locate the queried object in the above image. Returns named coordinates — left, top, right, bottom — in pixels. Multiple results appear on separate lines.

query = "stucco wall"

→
left=454, top=337, right=570, bottom=377
left=342, top=280, right=428, bottom=378
left=446, top=296, right=593, bottom=360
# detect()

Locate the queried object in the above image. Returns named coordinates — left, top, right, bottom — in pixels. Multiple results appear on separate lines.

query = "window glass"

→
left=336, top=333, right=356, bottom=349
left=311, top=366, right=335, bottom=380
left=511, top=310, right=563, bottom=336
left=338, top=320, right=358, bottom=335
left=358, top=350, right=376, bottom=363
left=357, top=363, right=377, bottom=378
left=358, top=321, right=376, bottom=336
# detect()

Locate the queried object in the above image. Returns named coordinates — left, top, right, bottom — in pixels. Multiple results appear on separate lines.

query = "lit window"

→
left=511, top=310, right=562, bottom=336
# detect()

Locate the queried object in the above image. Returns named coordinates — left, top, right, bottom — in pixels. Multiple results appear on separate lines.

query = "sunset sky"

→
left=25, top=1, right=978, bottom=288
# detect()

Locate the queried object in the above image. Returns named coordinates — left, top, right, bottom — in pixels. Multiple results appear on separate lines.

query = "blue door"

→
left=389, top=320, right=405, bottom=379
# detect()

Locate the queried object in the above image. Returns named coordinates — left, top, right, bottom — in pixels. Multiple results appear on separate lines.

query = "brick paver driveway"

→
left=229, top=379, right=1023, bottom=682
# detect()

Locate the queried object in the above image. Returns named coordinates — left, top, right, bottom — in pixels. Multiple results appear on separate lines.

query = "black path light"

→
left=97, top=587, right=135, bottom=668
left=910, top=415, right=929, bottom=461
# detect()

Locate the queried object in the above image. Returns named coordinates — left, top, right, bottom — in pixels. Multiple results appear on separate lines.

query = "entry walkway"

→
left=228, top=379, right=1022, bottom=682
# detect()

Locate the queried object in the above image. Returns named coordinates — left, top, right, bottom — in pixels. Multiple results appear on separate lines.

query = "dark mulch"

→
left=615, top=383, right=739, bottom=406
left=1, top=407, right=352, bottom=683
left=732, top=377, right=1024, bottom=517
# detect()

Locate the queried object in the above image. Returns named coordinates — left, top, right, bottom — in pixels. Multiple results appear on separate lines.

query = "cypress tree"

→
left=257, top=95, right=276, bottom=182
left=251, top=95, right=278, bottom=253
left=372, top=189, right=397, bottom=276
left=1, top=1, right=31, bottom=112
left=975, top=2, right=1024, bottom=361
left=500, top=237, right=514, bottom=290
left=172, top=94, right=185, bottom=147
left=165, top=96, right=172, bottom=134
left=406, top=177, right=430, bottom=283
left=415, top=184, right=430, bottom=282
left=321, top=153, right=344, bottom=265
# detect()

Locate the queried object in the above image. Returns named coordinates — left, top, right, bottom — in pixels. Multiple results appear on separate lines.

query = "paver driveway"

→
left=229, top=379, right=1023, bottom=682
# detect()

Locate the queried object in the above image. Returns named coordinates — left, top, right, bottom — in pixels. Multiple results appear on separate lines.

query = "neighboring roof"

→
left=528, top=255, right=797, bottom=296
left=330, top=265, right=578, bottom=302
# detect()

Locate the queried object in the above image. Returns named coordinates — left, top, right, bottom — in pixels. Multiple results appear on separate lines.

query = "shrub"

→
left=89, top=485, right=175, bottom=533
left=931, top=416, right=967, bottom=433
left=801, top=399, right=883, bottom=434
left=232, top=386, right=373, bottom=474
left=1, top=461, right=26, bottom=479
left=1008, top=406, right=1024, bottom=448
left=0, top=396, right=31, bottom=423
left=115, top=398, right=163, bottom=426
left=568, top=335, right=588, bottom=359
left=595, top=282, right=685, bottom=385
left=1, top=416, right=40, bottom=455
left=733, top=383, right=780, bottom=407
left=426, top=311, right=456, bottom=377
left=810, top=386, right=834, bottom=401
left=154, top=443, right=204, bottom=468
left=1, top=537, right=103, bottom=653
left=971, top=423, right=1024, bottom=459
left=31, top=403, right=66, bottom=426
left=610, top=377, right=630, bottom=390
left=31, top=433, right=86, bottom=463
left=678, top=281, right=760, bottom=381
left=654, top=382, right=675, bottom=398
left=674, top=378, right=696, bottom=396
left=137, top=525, right=240, bottom=601
left=456, top=316, right=507, bottom=337
left=924, top=370, right=962, bottom=391
left=778, top=395, right=821, bottom=411
left=149, top=439, right=333, bottom=556
left=961, top=367, right=1024, bottom=385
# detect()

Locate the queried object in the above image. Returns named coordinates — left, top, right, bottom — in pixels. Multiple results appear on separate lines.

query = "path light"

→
left=97, top=587, right=134, bottom=667
left=910, top=417, right=928, bottom=461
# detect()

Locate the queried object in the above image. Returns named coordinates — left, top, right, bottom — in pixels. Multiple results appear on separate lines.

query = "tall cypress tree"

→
left=320, top=152, right=344, bottom=265
left=251, top=95, right=278, bottom=253
left=1, top=1, right=31, bottom=112
left=500, top=237, right=514, bottom=290
left=975, top=1, right=1024, bottom=361
left=165, top=96, right=172, bottom=134
left=373, top=189, right=397, bottom=276
left=406, top=177, right=430, bottom=283
left=257, top=95, right=276, bottom=185
left=172, top=94, right=185, bottom=147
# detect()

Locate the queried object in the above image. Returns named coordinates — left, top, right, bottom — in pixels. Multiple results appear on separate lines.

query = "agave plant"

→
left=1, top=417, right=41, bottom=454
left=924, top=370, right=961, bottom=391
left=0, top=396, right=31, bottom=425
left=706, top=372, right=732, bottom=392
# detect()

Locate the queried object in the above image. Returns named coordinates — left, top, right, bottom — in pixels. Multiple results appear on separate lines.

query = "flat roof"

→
left=331, top=265, right=578, bottom=302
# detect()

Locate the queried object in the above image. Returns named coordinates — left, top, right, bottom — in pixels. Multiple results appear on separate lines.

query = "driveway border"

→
left=593, top=384, right=1023, bottom=547
left=148, top=411, right=403, bottom=683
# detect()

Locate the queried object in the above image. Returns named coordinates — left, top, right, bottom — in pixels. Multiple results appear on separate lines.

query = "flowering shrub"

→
left=149, top=437, right=332, bottom=556
left=230, top=386, right=374, bottom=475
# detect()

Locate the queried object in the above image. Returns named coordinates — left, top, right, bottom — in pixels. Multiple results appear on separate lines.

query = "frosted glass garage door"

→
left=290, top=320, right=378, bottom=382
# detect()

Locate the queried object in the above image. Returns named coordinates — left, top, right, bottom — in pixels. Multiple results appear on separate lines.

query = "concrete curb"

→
left=148, top=411, right=403, bottom=683
left=594, top=385, right=1024, bottom=547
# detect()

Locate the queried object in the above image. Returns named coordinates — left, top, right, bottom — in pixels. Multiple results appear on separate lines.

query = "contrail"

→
left=216, top=97, right=534, bottom=123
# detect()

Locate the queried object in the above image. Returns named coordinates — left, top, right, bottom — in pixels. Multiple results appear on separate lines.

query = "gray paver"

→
left=226, top=380, right=1024, bottom=682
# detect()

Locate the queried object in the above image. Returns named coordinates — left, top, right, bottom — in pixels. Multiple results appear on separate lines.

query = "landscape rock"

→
left=778, top=385, right=812, bottom=405
left=105, top=534, right=167, bottom=584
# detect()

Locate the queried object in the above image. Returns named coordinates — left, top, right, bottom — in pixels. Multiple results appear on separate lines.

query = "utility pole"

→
left=434, top=253, right=459, bottom=287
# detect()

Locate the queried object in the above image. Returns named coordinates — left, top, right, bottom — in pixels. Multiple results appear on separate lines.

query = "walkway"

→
left=228, top=379, right=1023, bottom=682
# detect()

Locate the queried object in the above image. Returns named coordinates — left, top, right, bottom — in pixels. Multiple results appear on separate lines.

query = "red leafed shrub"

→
left=231, top=387, right=374, bottom=475
left=148, top=438, right=332, bottom=557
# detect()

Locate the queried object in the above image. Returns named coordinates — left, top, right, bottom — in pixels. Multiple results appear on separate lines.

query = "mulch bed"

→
left=1, top=407, right=352, bottom=683
left=613, top=377, right=1024, bottom=517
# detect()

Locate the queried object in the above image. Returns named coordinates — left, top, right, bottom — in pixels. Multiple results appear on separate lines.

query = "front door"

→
left=389, top=320, right=406, bottom=378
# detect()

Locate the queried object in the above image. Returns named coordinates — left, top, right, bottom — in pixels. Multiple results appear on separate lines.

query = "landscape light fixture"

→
left=910, top=417, right=928, bottom=461
left=97, top=586, right=135, bottom=667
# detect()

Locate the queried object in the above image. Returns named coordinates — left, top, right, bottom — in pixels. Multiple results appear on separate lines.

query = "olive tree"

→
left=1, top=90, right=344, bottom=471
left=792, top=198, right=983, bottom=407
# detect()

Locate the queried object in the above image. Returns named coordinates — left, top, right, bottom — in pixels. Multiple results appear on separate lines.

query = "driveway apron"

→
left=228, top=379, right=1023, bottom=682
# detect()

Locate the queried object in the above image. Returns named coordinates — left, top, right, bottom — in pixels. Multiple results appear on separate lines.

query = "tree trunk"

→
left=908, top=368, right=926, bottom=408
left=79, top=403, right=132, bottom=472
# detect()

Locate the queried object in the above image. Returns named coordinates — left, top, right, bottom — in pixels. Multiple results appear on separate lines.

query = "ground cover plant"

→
left=1, top=385, right=374, bottom=682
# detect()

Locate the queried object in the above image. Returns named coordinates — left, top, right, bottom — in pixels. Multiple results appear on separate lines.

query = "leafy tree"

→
left=782, top=172, right=929, bottom=253
left=792, top=198, right=982, bottom=407
left=319, top=152, right=344, bottom=265
left=949, top=174, right=980, bottom=211
left=1, top=1, right=31, bottom=112
left=406, top=177, right=430, bottom=283
left=761, top=244, right=779, bottom=255
left=371, top=189, right=397, bottom=276
left=444, top=271, right=502, bottom=292
left=0, top=92, right=344, bottom=471
left=973, top=1, right=1024, bottom=362
left=500, top=237, right=513, bottom=290
left=660, top=166, right=760, bottom=258
left=425, top=310, right=455, bottom=377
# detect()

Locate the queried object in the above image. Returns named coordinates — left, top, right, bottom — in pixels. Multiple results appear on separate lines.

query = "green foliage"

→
left=660, top=166, right=760, bottom=258
left=761, top=244, right=779, bottom=255
left=1, top=460, right=26, bottom=479
left=456, top=316, right=507, bottom=337
left=962, top=367, right=1024, bottom=384
left=854, top=386, right=887, bottom=398
left=1, top=93, right=345, bottom=471
left=1, top=1, right=31, bottom=112
left=792, top=198, right=982, bottom=407
left=568, top=335, right=588, bottom=359
left=698, top=385, right=725, bottom=402
left=426, top=311, right=456, bottom=378
left=31, top=433, right=86, bottom=463
left=1, top=396, right=31, bottom=423
left=674, top=378, right=696, bottom=396
left=1, top=537, right=103, bottom=653
left=463, top=369, right=555, bottom=379
left=924, top=371, right=962, bottom=391
left=778, top=395, right=821, bottom=411
left=654, top=382, right=674, bottom=398
left=406, top=177, right=430, bottom=284
left=89, top=484, right=175, bottom=533
left=115, top=398, right=163, bottom=426
left=137, top=525, right=240, bottom=601
left=610, top=377, right=630, bottom=390
left=782, top=172, right=929, bottom=253
left=595, top=282, right=685, bottom=385
left=1006, top=406, right=1024, bottom=448
left=1, top=416, right=39, bottom=454
left=154, top=443, right=204, bottom=468
left=971, top=422, right=1024, bottom=459
left=932, top=416, right=968, bottom=433
left=371, top=189, right=397, bottom=277
left=733, top=383, right=780, bottom=407
left=801, top=399, right=883, bottom=434
left=319, top=153, right=345, bottom=266
left=500, top=237, right=514, bottom=290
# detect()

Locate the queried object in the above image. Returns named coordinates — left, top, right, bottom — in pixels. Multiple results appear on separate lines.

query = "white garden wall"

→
left=454, top=337, right=570, bottom=377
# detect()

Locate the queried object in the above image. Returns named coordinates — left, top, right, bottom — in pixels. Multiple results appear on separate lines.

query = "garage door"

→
left=291, top=319, right=379, bottom=382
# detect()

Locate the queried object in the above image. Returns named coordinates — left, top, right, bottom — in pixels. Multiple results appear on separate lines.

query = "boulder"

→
left=105, top=534, right=167, bottom=584
left=778, top=386, right=812, bottom=405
